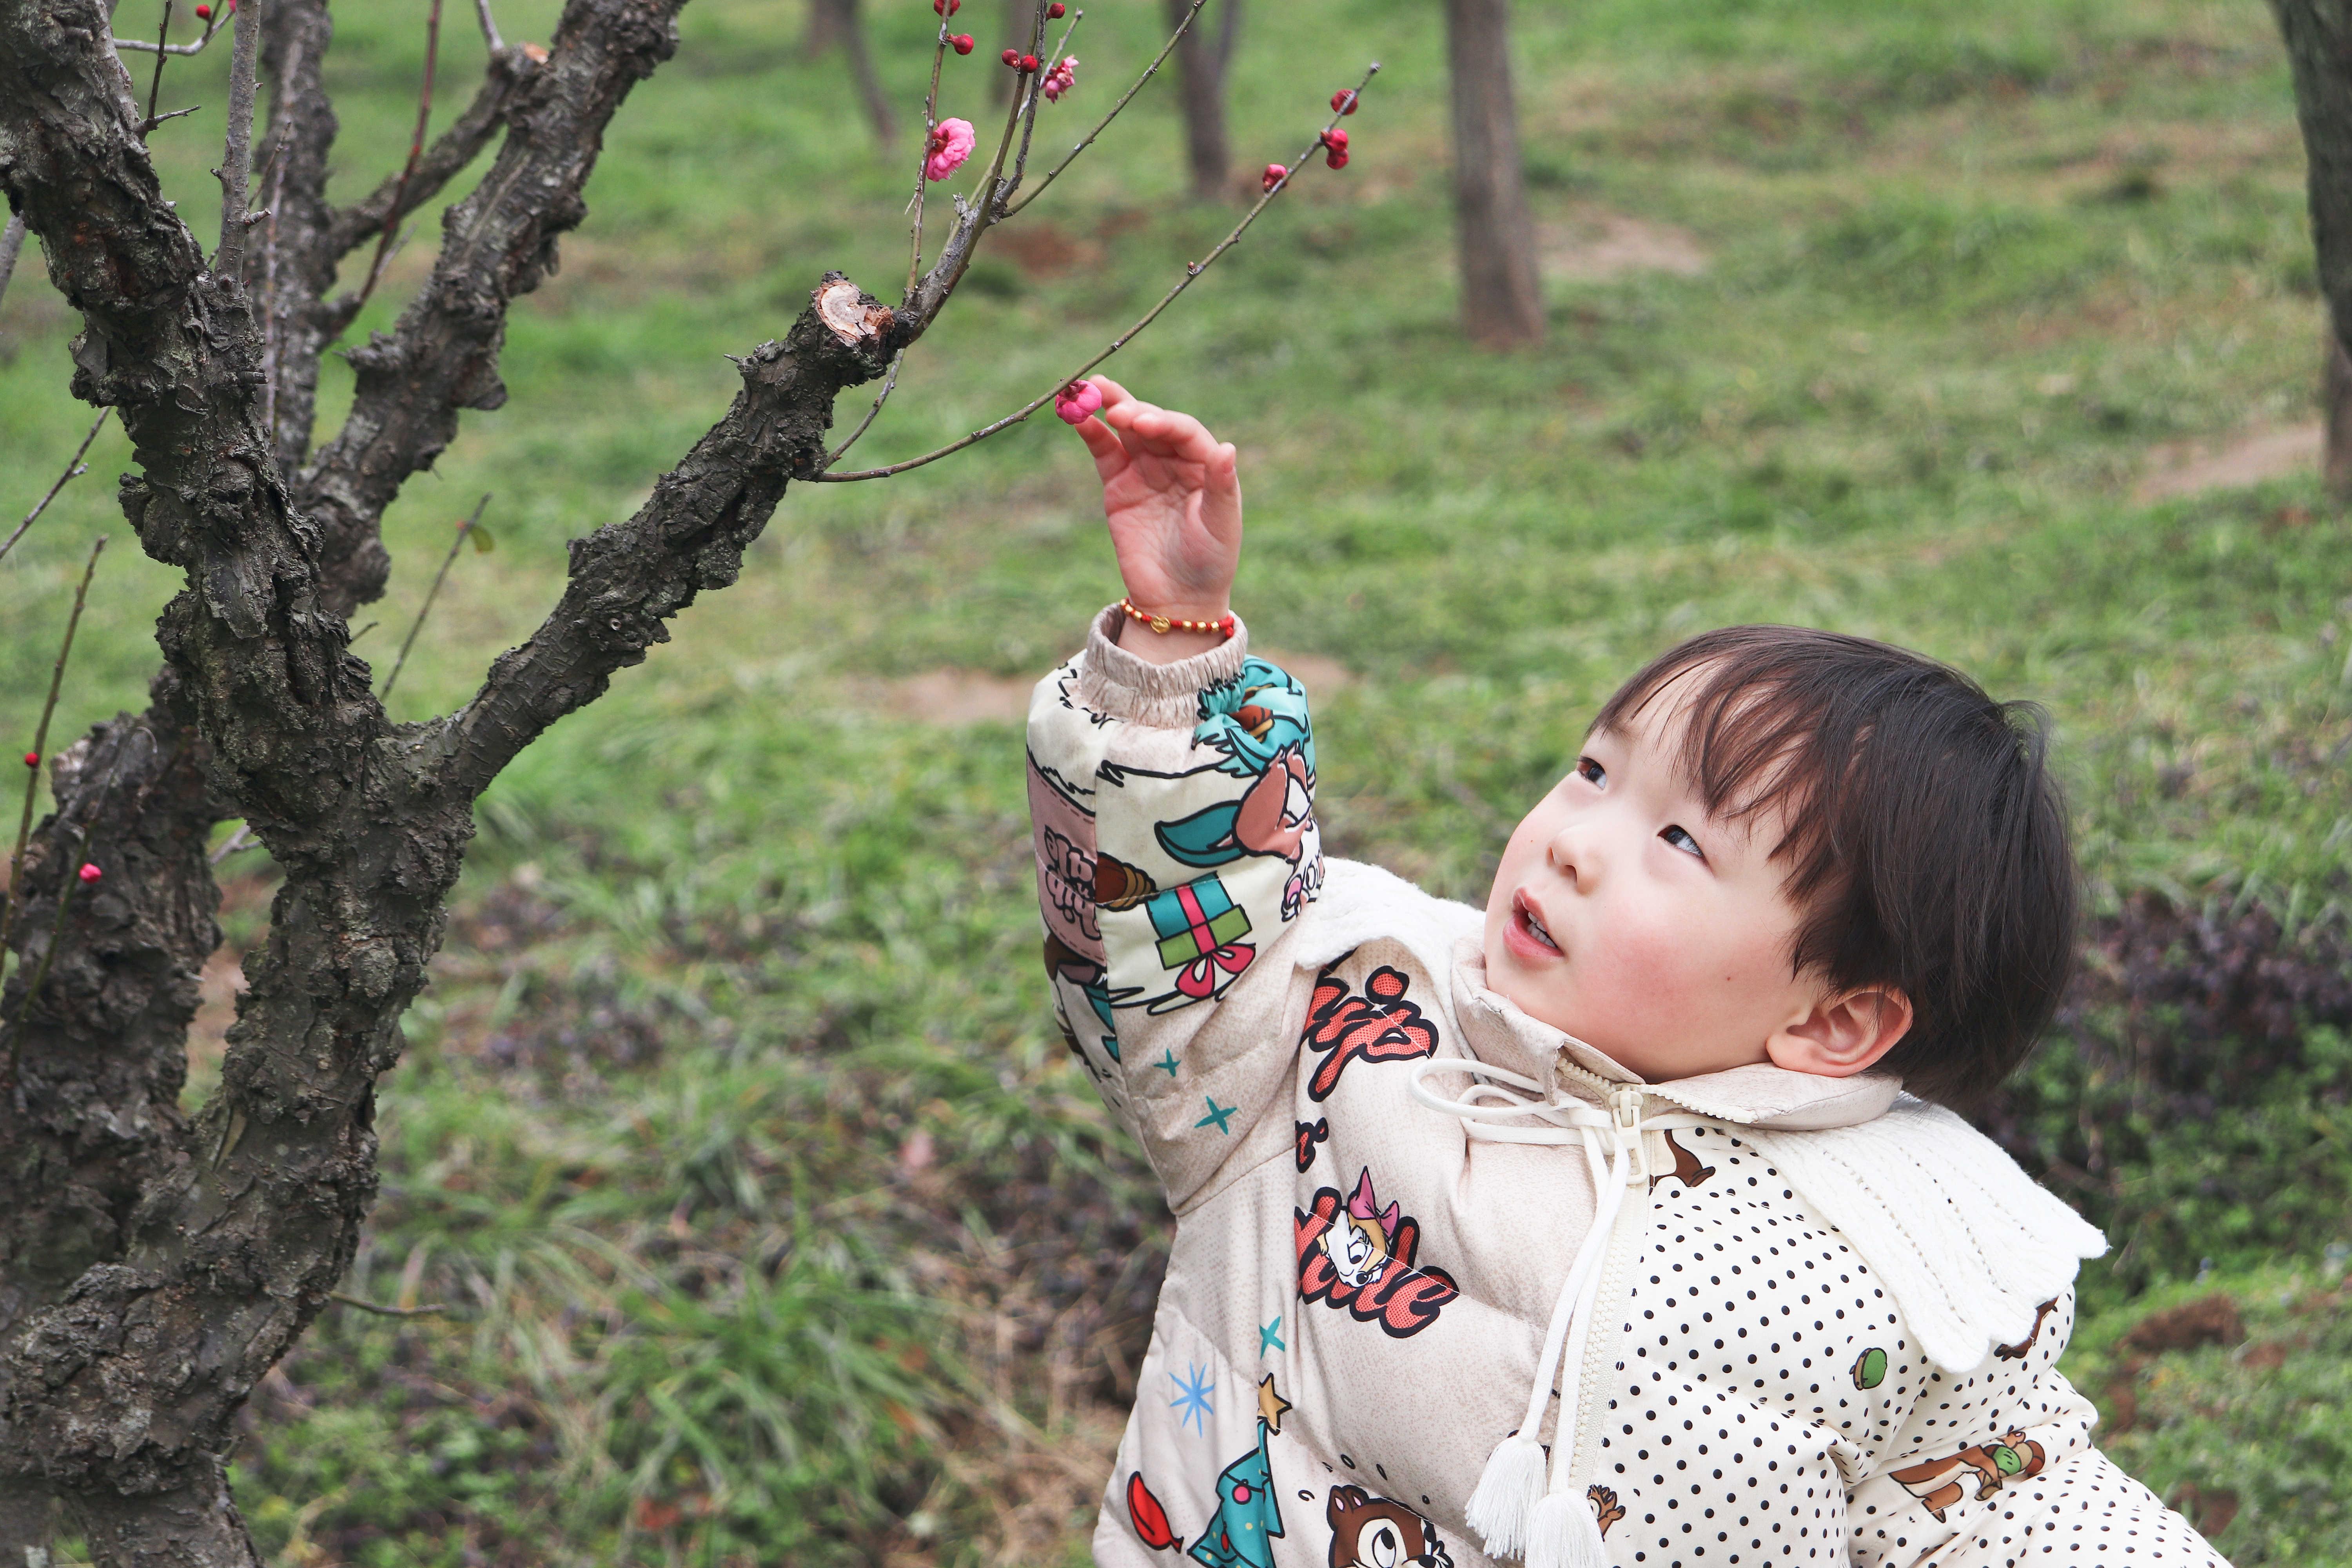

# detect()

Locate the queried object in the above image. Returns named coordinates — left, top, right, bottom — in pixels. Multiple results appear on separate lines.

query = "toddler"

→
left=1025, top=379, right=2228, bottom=1568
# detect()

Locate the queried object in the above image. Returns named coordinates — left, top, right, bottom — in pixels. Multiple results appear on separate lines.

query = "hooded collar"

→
left=1447, top=938, right=1899, bottom=1132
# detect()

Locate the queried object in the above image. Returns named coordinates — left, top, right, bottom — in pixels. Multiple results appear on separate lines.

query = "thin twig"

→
left=1001, top=0, right=1203, bottom=219
left=328, top=1291, right=453, bottom=1318
left=209, top=823, right=258, bottom=866
left=380, top=494, right=490, bottom=702
left=2, top=537, right=107, bottom=963
left=348, top=0, right=446, bottom=322
left=0, top=412, right=107, bottom=572
left=212, top=0, right=263, bottom=275
left=903, top=17, right=953, bottom=300
left=114, top=2, right=231, bottom=55
left=472, top=0, right=503, bottom=55
left=142, top=0, right=176, bottom=132
left=823, top=347, right=906, bottom=468
left=1001, top=5, right=1082, bottom=211
left=817, top=63, right=1377, bottom=483
left=0, top=213, right=26, bottom=319
left=924, top=44, right=1039, bottom=311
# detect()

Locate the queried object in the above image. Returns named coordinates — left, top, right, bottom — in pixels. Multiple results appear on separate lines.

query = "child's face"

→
left=1481, top=691, right=1829, bottom=1082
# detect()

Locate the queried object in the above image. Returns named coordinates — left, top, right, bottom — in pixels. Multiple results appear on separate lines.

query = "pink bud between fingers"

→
left=1055, top=381, right=1104, bottom=425
left=79, top=863, right=101, bottom=884
left=949, top=32, right=973, bottom=52
left=924, top=118, right=976, bottom=181
left=1261, top=163, right=1286, bottom=193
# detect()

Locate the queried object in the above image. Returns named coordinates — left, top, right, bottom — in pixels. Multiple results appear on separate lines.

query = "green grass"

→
left=4, top=0, right=2350, bottom=1561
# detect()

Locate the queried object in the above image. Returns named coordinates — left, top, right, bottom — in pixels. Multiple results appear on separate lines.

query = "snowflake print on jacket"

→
left=1301, top=963, right=1439, bottom=1101
left=1294, top=1167, right=1459, bottom=1338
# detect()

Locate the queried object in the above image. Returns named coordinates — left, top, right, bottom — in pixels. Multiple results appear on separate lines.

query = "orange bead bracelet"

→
left=1120, top=598, right=1236, bottom=639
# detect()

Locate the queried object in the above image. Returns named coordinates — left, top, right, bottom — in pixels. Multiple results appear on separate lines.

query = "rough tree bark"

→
left=1165, top=0, right=1238, bottom=200
left=1443, top=0, right=1543, bottom=347
left=2271, top=0, right=2352, bottom=499
left=0, top=0, right=1024, bottom=1557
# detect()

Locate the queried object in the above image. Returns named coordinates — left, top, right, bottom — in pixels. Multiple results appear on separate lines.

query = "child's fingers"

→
left=1072, top=407, right=1128, bottom=480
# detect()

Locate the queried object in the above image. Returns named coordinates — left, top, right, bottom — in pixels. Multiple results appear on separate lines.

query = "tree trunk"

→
left=1165, top=0, right=1238, bottom=200
left=1443, top=0, right=1544, bottom=347
left=807, top=0, right=893, bottom=144
left=2270, top=0, right=2352, bottom=499
left=839, top=0, right=896, bottom=145
left=0, top=0, right=1035, bottom=1553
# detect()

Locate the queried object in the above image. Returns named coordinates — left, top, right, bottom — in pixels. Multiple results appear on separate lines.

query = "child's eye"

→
left=1575, top=756, right=1607, bottom=788
left=1661, top=824, right=1705, bottom=860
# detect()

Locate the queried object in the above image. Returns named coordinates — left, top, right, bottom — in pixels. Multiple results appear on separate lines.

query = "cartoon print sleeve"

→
left=1027, top=605, right=1324, bottom=1214
left=1845, top=1290, right=2229, bottom=1568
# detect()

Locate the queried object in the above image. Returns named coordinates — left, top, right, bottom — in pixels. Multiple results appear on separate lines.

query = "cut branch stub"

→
left=815, top=275, right=895, bottom=348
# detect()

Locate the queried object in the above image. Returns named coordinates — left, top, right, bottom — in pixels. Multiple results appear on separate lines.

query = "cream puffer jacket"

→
left=1026, top=608, right=2227, bottom=1568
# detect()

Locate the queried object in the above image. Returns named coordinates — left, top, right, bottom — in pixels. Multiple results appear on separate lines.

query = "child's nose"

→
left=1546, top=820, right=1601, bottom=888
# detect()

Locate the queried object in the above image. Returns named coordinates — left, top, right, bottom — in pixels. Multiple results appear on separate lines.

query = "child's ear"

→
left=1763, top=985, right=1912, bottom=1078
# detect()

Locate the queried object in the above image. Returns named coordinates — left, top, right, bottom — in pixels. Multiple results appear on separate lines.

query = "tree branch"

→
left=321, top=53, right=522, bottom=263
left=293, top=0, right=681, bottom=621
left=242, top=0, right=339, bottom=475
left=819, top=63, right=1377, bottom=481
left=209, top=0, right=261, bottom=276
left=338, top=0, right=446, bottom=325
left=441, top=276, right=900, bottom=795
left=0, top=6, right=900, bottom=1562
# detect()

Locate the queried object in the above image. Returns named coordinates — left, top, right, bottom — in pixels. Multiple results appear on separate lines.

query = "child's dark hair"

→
left=1592, top=625, right=2076, bottom=1107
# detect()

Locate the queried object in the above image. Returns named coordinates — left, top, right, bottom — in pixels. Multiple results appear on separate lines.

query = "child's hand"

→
left=1067, top=376, right=1241, bottom=661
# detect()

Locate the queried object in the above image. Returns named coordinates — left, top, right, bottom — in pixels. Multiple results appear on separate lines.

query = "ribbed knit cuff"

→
left=1076, top=602, right=1252, bottom=729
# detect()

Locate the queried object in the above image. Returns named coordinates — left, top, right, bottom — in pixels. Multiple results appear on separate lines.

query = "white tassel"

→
left=1523, top=1490, right=1611, bottom=1568
left=1466, top=1432, right=1549, bottom=1558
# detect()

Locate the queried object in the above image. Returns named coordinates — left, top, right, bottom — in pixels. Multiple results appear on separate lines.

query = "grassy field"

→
left=4, top=0, right=2350, bottom=1561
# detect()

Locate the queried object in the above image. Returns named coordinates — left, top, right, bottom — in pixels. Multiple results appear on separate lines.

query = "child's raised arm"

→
left=1025, top=379, right=1324, bottom=1212
left=1067, top=376, right=1241, bottom=664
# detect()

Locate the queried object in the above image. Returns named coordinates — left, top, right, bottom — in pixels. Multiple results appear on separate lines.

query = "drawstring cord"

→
left=1409, top=1058, right=1710, bottom=1567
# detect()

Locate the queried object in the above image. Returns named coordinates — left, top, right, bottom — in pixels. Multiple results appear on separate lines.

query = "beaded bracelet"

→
left=1120, top=598, right=1236, bottom=640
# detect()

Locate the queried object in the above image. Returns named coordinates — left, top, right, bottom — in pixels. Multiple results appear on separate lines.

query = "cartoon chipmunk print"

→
left=1650, top=1129, right=1715, bottom=1191
left=1320, top=1168, right=1399, bottom=1288
left=1890, top=1429, right=2048, bottom=1522
left=1325, top=1486, right=1452, bottom=1568
left=1586, top=1485, right=1626, bottom=1538
left=1994, top=1298, right=2060, bottom=1360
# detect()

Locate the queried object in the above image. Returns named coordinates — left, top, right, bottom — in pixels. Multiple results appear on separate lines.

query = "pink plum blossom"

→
left=1055, top=379, right=1104, bottom=425
left=924, top=118, right=976, bottom=181
left=1040, top=55, right=1078, bottom=102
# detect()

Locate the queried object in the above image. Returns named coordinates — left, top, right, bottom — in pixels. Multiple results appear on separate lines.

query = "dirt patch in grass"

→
left=2134, top=423, right=2320, bottom=501
left=1540, top=210, right=1709, bottom=282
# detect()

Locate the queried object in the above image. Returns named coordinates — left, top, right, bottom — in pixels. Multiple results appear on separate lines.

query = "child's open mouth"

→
left=1510, top=890, right=1562, bottom=958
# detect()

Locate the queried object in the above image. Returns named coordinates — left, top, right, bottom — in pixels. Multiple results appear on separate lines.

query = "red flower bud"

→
left=1261, top=163, right=1286, bottom=193
left=1331, top=88, right=1358, bottom=115
left=1020, top=52, right=1038, bottom=72
left=22, top=752, right=38, bottom=768
left=1002, top=47, right=1019, bottom=65
left=1324, top=148, right=1349, bottom=170
left=933, top=0, right=959, bottom=14
left=1047, top=2, right=1065, bottom=14
left=194, top=3, right=211, bottom=16
left=78, top=863, right=102, bottom=884
left=950, top=32, right=973, bottom=52
left=1319, top=128, right=1348, bottom=154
